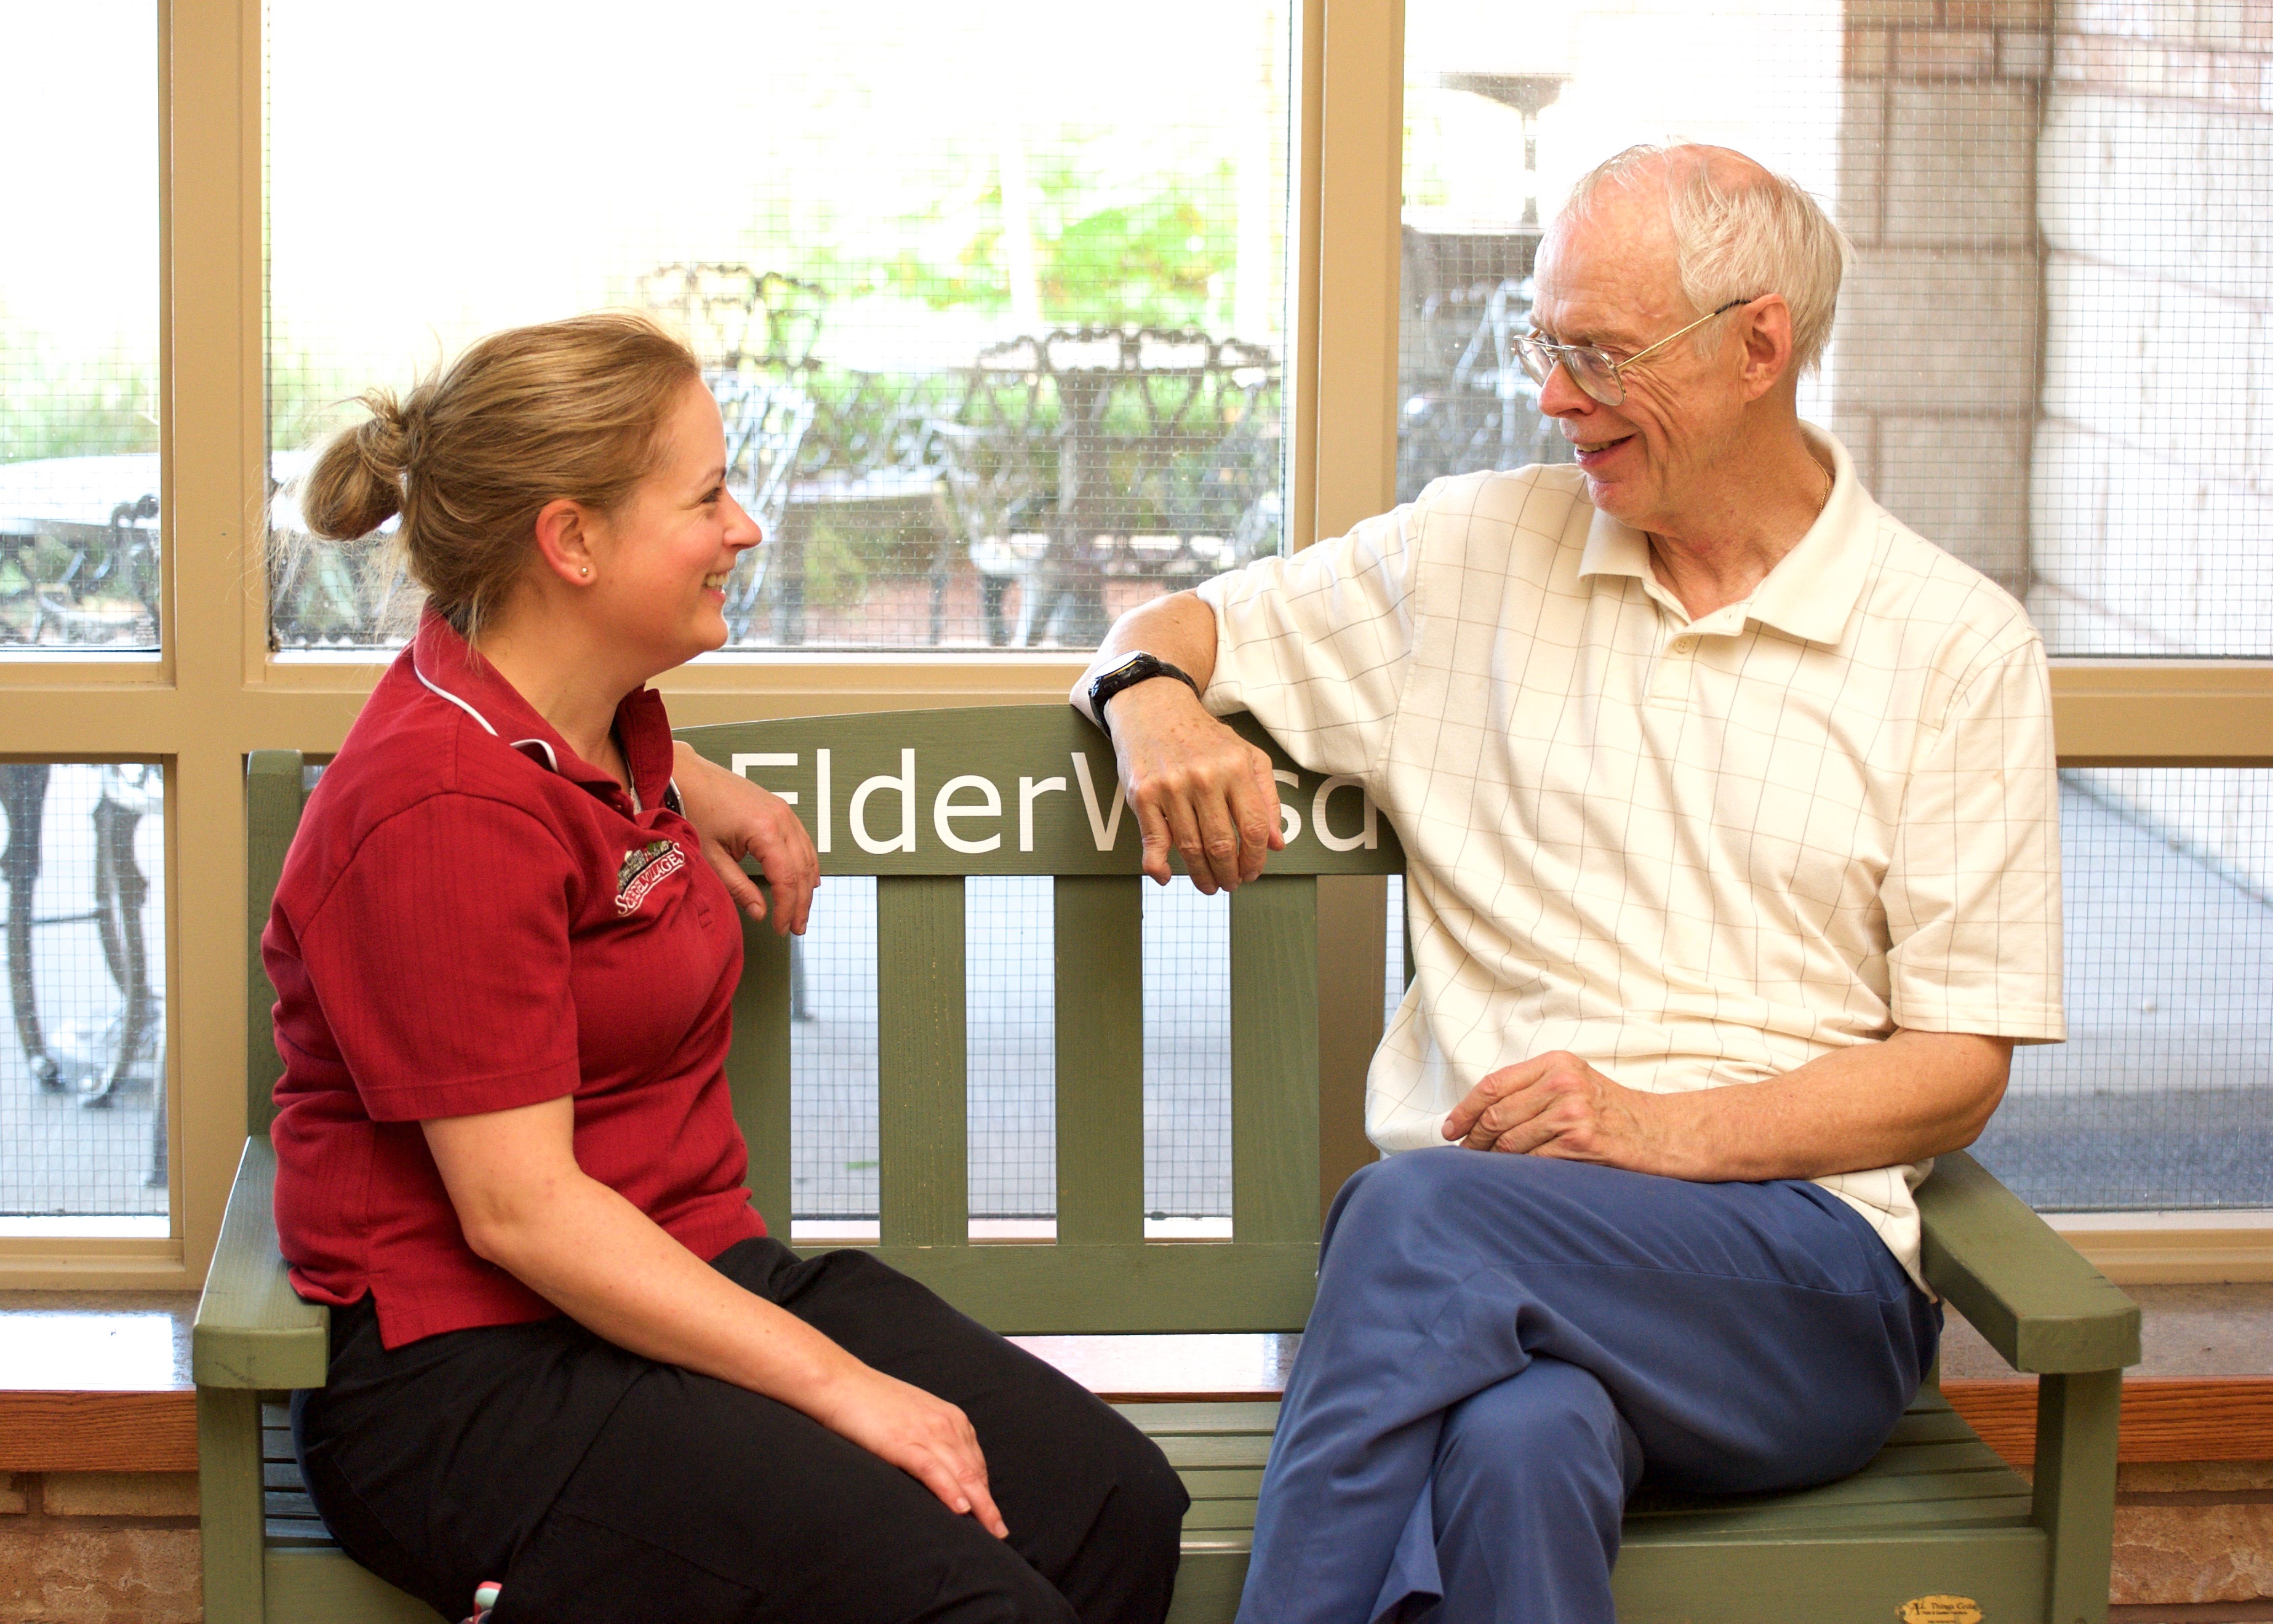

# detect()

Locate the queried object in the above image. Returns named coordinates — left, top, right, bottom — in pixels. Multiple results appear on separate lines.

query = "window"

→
left=0, top=764, right=168, bottom=1234
left=1399, top=0, right=2273, bottom=658
left=1977, top=770, right=2273, bottom=1210
left=0, top=4, right=162, bottom=652
left=265, top=0, right=1294, bottom=653
left=0, top=0, right=2254, bottom=1287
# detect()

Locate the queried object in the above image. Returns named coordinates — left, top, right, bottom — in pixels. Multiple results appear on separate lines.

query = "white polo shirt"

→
left=1196, top=426, right=2064, bottom=1287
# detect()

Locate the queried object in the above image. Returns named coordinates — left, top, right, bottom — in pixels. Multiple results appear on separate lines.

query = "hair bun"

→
left=297, top=390, right=412, bottom=541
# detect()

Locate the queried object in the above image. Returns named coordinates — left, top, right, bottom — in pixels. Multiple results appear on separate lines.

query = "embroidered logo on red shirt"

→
left=615, top=838, right=685, bottom=916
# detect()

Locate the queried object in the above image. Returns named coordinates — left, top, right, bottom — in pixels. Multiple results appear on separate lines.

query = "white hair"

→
left=1560, top=144, right=1852, bottom=376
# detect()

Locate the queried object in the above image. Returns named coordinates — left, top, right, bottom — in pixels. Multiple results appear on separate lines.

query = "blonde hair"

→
left=1563, top=144, right=1851, bottom=376
left=293, top=311, right=702, bottom=642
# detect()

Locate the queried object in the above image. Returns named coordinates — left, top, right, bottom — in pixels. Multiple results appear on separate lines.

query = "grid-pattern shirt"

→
left=1196, top=426, right=2064, bottom=1287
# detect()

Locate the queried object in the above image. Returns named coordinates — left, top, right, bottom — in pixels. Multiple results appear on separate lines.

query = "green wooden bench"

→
left=198, top=705, right=2141, bottom=1624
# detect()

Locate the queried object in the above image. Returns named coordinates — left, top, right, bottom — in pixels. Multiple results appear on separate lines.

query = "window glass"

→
left=791, top=878, right=880, bottom=1242
left=967, top=876, right=1055, bottom=1238
left=0, top=6, right=161, bottom=653
left=1399, top=0, right=2273, bottom=657
left=1144, top=879, right=1234, bottom=1238
left=1975, top=769, right=2273, bottom=1210
left=266, top=1, right=1292, bottom=653
left=0, top=764, right=169, bottom=1234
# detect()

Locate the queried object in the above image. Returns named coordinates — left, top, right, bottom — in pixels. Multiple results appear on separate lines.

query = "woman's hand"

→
left=671, top=742, right=818, bottom=935
left=808, top=1362, right=1009, bottom=1538
left=425, top=1098, right=1006, bottom=1535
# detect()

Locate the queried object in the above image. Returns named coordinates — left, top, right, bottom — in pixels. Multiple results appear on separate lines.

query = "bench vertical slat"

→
left=877, top=875, right=969, bottom=1247
left=198, top=1386, right=267, bottom=1623
left=244, top=751, right=308, bottom=1142
left=2035, top=1367, right=2123, bottom=1624
left=1231, top=874, right=1319, bottom=1245
left=729, top=916, right=795, bottom=1236
left=1053, top=876, right=1145, bottom=1245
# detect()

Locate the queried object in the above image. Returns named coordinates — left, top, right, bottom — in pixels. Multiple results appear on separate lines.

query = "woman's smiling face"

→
left=584, top=377, right=762, bottom=671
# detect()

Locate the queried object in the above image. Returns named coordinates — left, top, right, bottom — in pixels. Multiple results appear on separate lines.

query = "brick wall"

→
left=0, top=1473, right=199, bottom=1624
left=1834, top=0, right=2051, bottom=600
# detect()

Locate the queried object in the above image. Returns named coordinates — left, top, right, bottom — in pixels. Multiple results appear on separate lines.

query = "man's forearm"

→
left=1069, top=590, right=1221, bottom=726
left=1653, top=1029, right=2013, bottom=1182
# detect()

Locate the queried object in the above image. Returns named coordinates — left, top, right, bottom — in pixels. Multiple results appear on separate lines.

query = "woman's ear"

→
left=532, top=497, right=597, bottom=588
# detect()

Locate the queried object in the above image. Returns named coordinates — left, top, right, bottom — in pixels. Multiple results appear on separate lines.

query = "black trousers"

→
left=295, top=1239, right=1188, bottom=1624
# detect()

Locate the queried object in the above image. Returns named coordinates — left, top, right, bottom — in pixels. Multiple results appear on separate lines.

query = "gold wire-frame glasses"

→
left=1516, top=297, right=1758, bottom=408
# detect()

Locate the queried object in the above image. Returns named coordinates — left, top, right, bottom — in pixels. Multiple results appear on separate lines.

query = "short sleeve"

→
left=1193, top=502, right=1418, bottom=779
left=1882, top=641, right=2066, bottom=1042
left=290, top=794, right=585, bottom=1121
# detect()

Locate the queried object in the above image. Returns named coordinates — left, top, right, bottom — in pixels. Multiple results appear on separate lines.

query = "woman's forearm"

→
left=465, top=1167, right=858, bottom=1407
left=423, top=1096, right=1007, bottom=1532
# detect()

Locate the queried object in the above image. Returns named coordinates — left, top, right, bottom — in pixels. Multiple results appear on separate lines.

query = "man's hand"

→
left=1106, top=678, right=1285, bottom=894
left=1442, top=1051, right=1674, bottom=1172
left=671, top=743, right=818, bottom=935
left=1442, top=1031, right=2015, bottom=1182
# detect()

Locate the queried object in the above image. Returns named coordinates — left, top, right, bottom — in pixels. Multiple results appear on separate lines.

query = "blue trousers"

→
left=1237, top=1150, right=1939, bottom=1624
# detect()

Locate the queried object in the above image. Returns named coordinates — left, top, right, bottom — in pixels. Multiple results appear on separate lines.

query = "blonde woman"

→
left=267, top=313, right=1184, bottom=1624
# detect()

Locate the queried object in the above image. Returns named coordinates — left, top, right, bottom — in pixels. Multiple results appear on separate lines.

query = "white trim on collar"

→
left=417, top=661, right=563, bottom=778
left=414, top=665, right=499, bottom=736
left=417, top=654, right=636, bottom=799
left=509, top=736, right=561, bottom=774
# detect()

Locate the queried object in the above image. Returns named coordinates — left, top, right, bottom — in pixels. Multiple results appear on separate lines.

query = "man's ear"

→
left=532, top=497, right=597, bottom=588
left=1736, top=295, right=1796, bottom=403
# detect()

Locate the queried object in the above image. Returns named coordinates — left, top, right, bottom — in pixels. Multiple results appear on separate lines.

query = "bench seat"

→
left=253, top=1382, right=2043, bottom=1624
left=204, top=724, right=2138, bottom=1624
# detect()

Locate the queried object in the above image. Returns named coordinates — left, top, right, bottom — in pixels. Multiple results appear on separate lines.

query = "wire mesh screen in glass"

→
left=265, top=1, right=1292, bottom=653
left=967, top=878, right=1055, bottom=1234
left=1399, top=0, right=2272, bottom=657
left=1144, top=879, right=1233, bottom=1236
left=0, top=6, right=161, bottom=652
left=1971, top=769, right=2273, bottom=1211
left=0, top=764, right=169, bottom=1233
left=790, top=877, right=881, bottom=1240
left=1385, top=874, right=1408, bottom=1034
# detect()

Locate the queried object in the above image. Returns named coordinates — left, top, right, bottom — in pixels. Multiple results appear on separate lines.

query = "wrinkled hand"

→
left=810, top=1362, right=1007, bottom=1538
left=671, top=744, right=818, bottom=935
left=1442, top=1050, right=1670, bottom=1170
left=1105, top=679, right=1284, bottom=894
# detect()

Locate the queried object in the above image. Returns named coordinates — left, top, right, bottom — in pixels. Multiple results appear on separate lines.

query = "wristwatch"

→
left=1087, top=652, right=1201, bottom=745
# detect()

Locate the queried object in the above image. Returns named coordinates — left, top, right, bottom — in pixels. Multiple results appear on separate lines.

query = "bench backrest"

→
left=246, top=705, right=1402, bottom=1337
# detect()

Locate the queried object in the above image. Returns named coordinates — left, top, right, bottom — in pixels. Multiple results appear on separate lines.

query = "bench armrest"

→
left=1915, top=1150, right=2141, bottom=1374
left=193, top=1137, right=329, bottom=1390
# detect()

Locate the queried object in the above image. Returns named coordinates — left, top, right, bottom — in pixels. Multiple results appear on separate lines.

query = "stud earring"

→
left=578, top=566, right=590, bottom=578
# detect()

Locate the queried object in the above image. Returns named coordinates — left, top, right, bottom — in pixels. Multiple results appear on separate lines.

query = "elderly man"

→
left=1070, top=145, right=2063, bottom=1623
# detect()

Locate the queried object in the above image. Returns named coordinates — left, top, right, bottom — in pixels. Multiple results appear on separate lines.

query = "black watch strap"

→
left=1087, top=653, right=1201, bottom=745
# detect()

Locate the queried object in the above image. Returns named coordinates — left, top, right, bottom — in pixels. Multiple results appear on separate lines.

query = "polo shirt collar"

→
left=409, top=610, right=677, bottom=814
left=1577, top=423, right=1874, bottom=646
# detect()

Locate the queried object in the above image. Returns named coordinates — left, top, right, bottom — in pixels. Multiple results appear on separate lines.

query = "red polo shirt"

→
left=267, top=612, right=765, bottom=1349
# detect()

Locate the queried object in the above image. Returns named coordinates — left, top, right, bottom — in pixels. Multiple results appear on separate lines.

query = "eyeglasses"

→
left=1516, top=297, right=1756, bottom=409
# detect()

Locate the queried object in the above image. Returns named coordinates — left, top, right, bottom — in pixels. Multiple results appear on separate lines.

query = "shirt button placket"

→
left=1652, top=628, right=1695, bottom=705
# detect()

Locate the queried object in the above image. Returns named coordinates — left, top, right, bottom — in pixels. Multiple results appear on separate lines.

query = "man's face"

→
left=1529, top=200, right=1748, bottom=534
